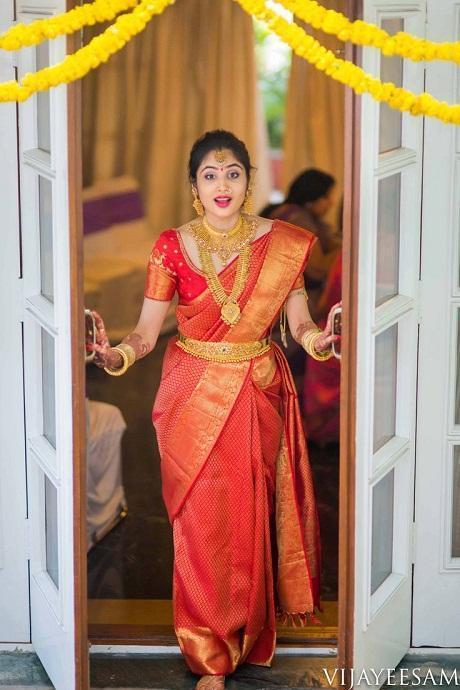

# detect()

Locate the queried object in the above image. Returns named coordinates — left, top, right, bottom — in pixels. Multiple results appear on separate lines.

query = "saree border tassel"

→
left=275, top=606, right=323, bottom=627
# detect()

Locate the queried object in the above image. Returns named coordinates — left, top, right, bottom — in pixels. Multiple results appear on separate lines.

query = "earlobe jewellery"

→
left=103, top=342, right=136, bottom=376
left=192, top=186, right=204, bottom=216
left=243, top=176, right=254, bottom=214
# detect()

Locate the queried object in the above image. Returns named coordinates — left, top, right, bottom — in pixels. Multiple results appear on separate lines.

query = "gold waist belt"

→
left=176, top=332, right=272, bottom=363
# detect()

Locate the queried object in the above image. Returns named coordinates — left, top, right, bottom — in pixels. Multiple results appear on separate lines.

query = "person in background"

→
left=269, top=168, right=341, bottom=322
left=303, top=198, right=343, bottom=446
left=262, top=169, right=341, bottom=403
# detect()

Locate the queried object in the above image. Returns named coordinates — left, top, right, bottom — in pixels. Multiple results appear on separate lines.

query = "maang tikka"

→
left=214, top=149, right=227, bottom=165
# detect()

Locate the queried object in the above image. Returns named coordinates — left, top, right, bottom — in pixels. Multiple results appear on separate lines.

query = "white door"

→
left=0, top=2, right=30, bottom=644
left=353, top=0, right=425, bottom=681
left=412, top=0, right=460, bottom=647
left=10, top=2, right=86, bottom=688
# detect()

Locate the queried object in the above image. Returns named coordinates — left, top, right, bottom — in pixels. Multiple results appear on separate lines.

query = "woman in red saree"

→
left=89, top=130, right=340, bottom=689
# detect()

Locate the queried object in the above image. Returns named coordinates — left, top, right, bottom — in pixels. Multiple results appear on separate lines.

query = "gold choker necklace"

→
left=191, top=213, right=257, bottom=264
left=202, top=215, right=243, bottom=240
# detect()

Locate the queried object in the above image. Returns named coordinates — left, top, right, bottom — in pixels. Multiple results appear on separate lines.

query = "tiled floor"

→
left=1, top=651, right=460, bottom=689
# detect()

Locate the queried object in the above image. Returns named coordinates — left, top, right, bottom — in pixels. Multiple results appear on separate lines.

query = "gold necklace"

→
left=202, top=214, right=243, bottom=239
left=192, top=213, right=256, bottom=264
left=188, top=215, right=259, bottom=325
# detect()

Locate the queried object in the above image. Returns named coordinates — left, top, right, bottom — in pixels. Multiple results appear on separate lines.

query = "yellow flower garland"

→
left=0, top=0, right=139, bottom=50
left=2, top=0, right=460, bottom=67
left=0, top=0, right=459, bottom=126
left=234, top=0, right=460, bottom=125
left=277, top=0, right=460, bottom=65
left=0, top=0, right=174, bottom=103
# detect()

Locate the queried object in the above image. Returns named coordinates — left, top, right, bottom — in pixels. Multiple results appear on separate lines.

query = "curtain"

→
left=82, top=0, right=270, bottom=236
left=282, top=1, right=345, bottom=199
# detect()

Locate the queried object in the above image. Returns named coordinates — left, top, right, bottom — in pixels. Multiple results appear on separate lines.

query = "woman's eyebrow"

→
left=200, top=162, right=244, bottom=172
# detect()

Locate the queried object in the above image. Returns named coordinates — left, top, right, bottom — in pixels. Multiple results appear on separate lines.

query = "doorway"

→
left=82, top=0, right=344, bottom=649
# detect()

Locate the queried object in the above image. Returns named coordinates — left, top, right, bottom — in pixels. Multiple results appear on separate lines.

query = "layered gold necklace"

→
left=197, top=213, right=254, bottom=264
left=188, top=213, right=258, bottom=326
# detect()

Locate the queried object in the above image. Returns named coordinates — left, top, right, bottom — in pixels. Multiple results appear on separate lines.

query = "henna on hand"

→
left=87, top=313, right=154, bottom=370
left=294, top=320, right=318, bottom=345
left=122, top=332, right=153, bottom=361
left=312, top=300, right=342, bottom=351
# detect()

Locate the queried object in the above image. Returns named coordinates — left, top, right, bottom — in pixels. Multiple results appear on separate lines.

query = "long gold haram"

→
left=188, top=215, right=258, bottom=326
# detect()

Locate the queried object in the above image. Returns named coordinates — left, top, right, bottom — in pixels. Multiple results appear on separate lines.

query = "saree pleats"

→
left=152, top=220, right=322, bottom=675
left=172, top=360, right=283, bottom=674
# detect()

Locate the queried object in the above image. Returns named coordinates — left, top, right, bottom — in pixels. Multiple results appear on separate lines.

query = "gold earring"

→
left=243, top=179, right=254, bottom=214
left=192, top=187, right=204, bottom=217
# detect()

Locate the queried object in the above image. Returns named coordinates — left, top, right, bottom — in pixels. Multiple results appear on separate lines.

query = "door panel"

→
left=354, top=1, right=425, bottom=682
left=15, top=2, right=87, bottom=687
left=413, top=0, right=460, bottom=647
left=0, top=1, right=30, bottom=643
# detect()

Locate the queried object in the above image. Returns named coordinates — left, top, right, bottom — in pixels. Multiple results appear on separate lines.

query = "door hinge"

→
left=410, top=520, right=417, bottom=565
left=24, top=517, right=31, bottom=560
left=417, top=280, right=423, bottom=324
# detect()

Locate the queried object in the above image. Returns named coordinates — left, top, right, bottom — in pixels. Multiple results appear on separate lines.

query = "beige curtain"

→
left=82, top=0, right=270, bottom=235
left=282, top=2, right=345, bottom=198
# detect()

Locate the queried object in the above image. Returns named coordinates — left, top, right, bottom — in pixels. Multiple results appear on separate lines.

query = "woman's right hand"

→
left=86, top=310, right=121, bottom=369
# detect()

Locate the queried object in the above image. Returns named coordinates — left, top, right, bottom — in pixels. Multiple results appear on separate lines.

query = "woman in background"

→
left=269, top=168, right=341, bottom=321
left=303, top=199, right=343, bottom=446
left=88, top=130, right=340, bottom=689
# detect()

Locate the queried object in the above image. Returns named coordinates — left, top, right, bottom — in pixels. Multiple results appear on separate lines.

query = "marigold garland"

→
left=277, top=0, right=460, bottom=65
left=0, top=0, right=139, bottom=51
left=2, top=0, right=460, bottom=67
left=234, top=0, right=460, bottom=125
left=0, top=0, right=459, bottom=126
left=0, top=0, right=174, bottom=103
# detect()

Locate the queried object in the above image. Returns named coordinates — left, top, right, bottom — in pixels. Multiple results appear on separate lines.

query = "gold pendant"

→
left=220, top=300, right=241, bottom=325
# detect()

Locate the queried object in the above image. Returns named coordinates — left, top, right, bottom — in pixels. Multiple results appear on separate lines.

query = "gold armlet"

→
left=287, top=286, right=308, bottom=301
left=103, top=343, right=136, bottom=377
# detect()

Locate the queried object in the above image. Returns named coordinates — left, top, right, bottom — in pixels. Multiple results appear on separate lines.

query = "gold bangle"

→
left=103, top=347, right=130, bottom=376
left=117, top=342, right=136, bottom=367
left=301, top=328, right=321, bottom=353
left=301, top=328, right=333, bottom=361
left=309, top=332, right=334, bottom=361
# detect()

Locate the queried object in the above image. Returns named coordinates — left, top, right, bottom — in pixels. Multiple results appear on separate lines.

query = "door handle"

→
left=331, top=305, right=342, bottom=360
left=85, top=309, right=96, bottom=363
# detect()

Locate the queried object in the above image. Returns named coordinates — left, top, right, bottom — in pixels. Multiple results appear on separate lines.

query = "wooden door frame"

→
left=68, top=3, right=89, bottom=687
left=338, top=0, right=362, bottom=682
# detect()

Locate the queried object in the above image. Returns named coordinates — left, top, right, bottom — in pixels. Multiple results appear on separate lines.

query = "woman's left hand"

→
left=314, top=301, right=342, bottom=352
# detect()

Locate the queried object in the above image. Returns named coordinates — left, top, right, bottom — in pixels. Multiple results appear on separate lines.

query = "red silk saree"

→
left=144, top=219, right=323, bottom=675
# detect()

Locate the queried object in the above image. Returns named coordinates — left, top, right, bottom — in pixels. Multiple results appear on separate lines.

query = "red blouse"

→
left=144, top=227, right=307, bottom=303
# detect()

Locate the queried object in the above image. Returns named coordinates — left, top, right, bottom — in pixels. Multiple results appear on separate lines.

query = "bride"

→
left=88, top=129, right=340, bottom=689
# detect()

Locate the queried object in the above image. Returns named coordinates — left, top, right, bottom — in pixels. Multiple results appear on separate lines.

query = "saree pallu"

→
left=150, top=220, right=323, bottom=675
